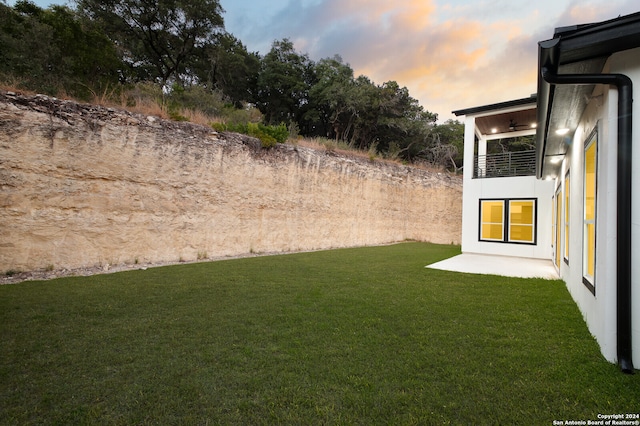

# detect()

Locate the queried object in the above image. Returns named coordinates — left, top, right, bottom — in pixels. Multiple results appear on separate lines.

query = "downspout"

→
left=541, top=66, right=634, bottom=374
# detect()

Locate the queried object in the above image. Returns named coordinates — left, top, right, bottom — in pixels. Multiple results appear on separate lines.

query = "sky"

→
left=22, top=0, right=640, bottom=121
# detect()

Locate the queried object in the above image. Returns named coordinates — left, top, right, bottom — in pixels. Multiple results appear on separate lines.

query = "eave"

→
left=453, top=96, right=537, bottom=137
left=535, top=11, right=640, bottom=179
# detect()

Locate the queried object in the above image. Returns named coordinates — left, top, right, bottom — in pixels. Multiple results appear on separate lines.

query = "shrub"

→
left=259, top=123, right=288, bottom=144
left=223, top=104, right=263, bottom=125
left=211, top=122, right=289, bottom=148
left=166, top=84, right=226, bottom=117
left=287, top=121, right=300, bottom=140
left=368, top=141, right=378, bottom=161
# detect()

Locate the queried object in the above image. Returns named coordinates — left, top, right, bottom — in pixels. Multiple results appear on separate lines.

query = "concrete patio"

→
left=425, top=253, right=559, bottom=279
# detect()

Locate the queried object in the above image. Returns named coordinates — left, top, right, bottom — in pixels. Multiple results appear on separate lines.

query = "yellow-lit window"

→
left=553, top=192, right=562, bottom=268
left=564, top=173, right=570, bottom=262
left=480, top=200, right=504, bottom=241
left=480, top=199, right=536, bottom=244
left=508, top=200, right=535, bottom=243
left=583, top=134, right=597, bottom=287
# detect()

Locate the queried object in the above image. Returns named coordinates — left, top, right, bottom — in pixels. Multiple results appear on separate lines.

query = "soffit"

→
left=540, top=58, right=607, bottom=177
left=475, top=108, right=537, bottom=136
left=536, top=12, right=640, bottom=179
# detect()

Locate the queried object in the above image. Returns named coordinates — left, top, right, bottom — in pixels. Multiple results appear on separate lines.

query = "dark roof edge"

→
left=452, top=95, right=537, bottom=116
left=541, top=11, right=640, bottom=68
left=535, top=11, right=640, bottom=178
left=553, top=11, right=640, bottom=40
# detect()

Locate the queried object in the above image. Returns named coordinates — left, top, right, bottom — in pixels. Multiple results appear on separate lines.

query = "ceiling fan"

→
left=508, top=119, right=529, bottom=131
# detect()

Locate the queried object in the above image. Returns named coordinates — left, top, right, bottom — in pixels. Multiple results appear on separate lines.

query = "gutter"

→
left=539, top=60, right=634, bottom=374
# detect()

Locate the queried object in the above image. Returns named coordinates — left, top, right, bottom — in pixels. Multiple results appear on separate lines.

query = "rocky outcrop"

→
left=0, top=91, right=461, bottom=274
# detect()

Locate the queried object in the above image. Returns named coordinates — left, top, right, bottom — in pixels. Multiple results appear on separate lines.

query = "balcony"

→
left=474, top=150, right=536, bottom=178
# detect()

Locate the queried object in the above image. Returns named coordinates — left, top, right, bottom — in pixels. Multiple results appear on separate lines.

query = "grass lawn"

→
left=1, top=242, right=639, bottom=424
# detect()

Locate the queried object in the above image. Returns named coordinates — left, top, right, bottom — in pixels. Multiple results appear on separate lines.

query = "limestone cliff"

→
left=0, top=91, right=461, bottom=273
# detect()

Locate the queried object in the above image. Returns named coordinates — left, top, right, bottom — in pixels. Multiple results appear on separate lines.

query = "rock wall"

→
left=0, top=91, right=462, bottom=273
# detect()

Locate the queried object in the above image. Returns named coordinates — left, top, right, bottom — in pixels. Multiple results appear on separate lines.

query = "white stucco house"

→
left=536, top=12, right=640, bottom=374
left=452, top=96, right=555, bottom=261
left=451, top=11, right=640, bottom=373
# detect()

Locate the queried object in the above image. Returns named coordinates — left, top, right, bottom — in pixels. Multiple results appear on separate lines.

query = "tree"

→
left=334, top=78, right=436, bottom=157
left=76, top=0, right=225, bottom=86
left=306, top=55, right=356, bottom=139
left=372, top=81, right=437, bottom=157
left=422, top=119, right=464, bottom=171
left=199, top=33, right=260, bottom=107
left=305, top=59, right=438, bottom=158
left=488, top=134, right=536, bottom=154
left=0, top=1, right=122, bottom=98
left=346, top=75, right=382, bottom=149
left=1, top=1, right=55, bottom=90
left=256, top=38, right=314, bottom=125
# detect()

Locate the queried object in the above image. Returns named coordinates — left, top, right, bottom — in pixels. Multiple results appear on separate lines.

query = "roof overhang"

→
left=453, top=96, right=537, bottom=138
left=536, top=11, right=640, bottom=179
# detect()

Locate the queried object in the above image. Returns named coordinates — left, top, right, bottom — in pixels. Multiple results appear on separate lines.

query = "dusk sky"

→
left=22, top=0, right=640, bottom=121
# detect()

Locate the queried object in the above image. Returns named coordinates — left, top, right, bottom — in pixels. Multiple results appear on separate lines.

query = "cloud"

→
left=258, top=0, right=542, bottom=119
left=556, top=0, right=638, bottom=25
left=225, top=0, right=639, bottom=120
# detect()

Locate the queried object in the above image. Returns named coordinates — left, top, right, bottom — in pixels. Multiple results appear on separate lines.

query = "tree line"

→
left=0, top=0, right=463, bottom=169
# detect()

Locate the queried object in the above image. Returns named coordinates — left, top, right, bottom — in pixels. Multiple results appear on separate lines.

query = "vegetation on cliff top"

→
left=0, top=0, right=468, bottom=169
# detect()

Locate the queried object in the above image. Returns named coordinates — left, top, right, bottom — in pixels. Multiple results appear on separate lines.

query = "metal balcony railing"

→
left=474, top=150, right=536, bottom=178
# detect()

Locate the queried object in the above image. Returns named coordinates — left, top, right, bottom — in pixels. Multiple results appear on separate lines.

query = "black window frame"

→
left=478, top=198, right=538, bottom=245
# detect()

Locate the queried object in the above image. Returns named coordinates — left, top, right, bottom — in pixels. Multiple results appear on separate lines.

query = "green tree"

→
left=423, top=119, right=464, bottom=171
left=306, top=57, right=438, bottom=159
left=346, top=75, right=383, bottom=149
left=340, top=78, right=436, bottom=157
left=256, top=38, right=314, bottom=125
left=488, top=134, right=536, bottom=154
left=372, top=81, right=436, bottom=157
left=0, top=1, right=122, bottom=98
left=0, top=1, right=55, bottom=90
left=76, top=0, right=225, bottom=86
left=305, top=55, right=356, bottom=139
left=198, top=33, right=260, bottom=107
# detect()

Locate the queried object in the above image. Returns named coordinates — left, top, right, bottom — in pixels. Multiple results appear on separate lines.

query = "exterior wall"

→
left=621, top=48, right=640, bottom=370
left=554, top=48, right=640, bottom=365
left=555, top=83, right=617, bottom=362
left=461, top=116, right=554, bottom=259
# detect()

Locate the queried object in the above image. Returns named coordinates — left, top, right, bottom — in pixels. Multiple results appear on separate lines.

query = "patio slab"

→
left=425, top=253, right=559, bottom=279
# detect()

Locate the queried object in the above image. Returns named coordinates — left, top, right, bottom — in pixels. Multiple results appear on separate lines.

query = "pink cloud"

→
left=227, top=0, right=640, bottom=120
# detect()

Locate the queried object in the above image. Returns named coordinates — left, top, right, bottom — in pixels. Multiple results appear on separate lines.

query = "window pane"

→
left=555, top=192, right=562, bottom=266
left=583, top=133, right=597, bottom=287
left=480, top=200, right=504, bottom=241
left=483, top=201, right=504, bottom=224
left=586, top=223, right=595, bottom=277
left=585, top=143, right=596, bottom=220
left=509, top=200, right=535, bottom=243
left=510, top=224, right=533, bottom=242
left=510, top=201, right=533, bottom=225
left=482, top=224, right=503, bottom=240
left=565, top=175, right=570, bottom=260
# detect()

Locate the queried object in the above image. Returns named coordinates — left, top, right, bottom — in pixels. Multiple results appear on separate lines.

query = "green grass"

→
left=1, top=242, right=638, bottom=424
